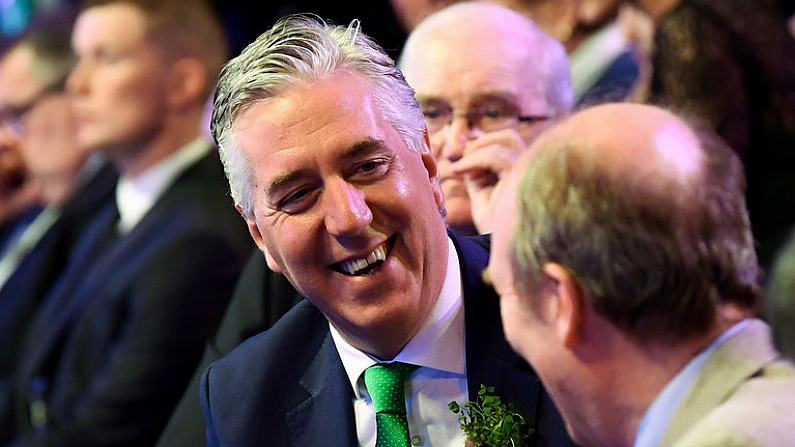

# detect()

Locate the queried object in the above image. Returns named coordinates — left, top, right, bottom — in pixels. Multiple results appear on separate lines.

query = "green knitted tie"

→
left=364, top=362, right=419, bottom=447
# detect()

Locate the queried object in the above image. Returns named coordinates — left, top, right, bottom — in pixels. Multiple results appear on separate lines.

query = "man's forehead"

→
left=262, top=138, right=392, bottom=189
left=74, top=4, right=149, bottom=47
left=230, top=76, right=402, bottom=176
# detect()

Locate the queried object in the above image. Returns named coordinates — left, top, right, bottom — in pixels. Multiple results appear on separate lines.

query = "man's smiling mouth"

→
left=334, top=238, right=393, bottom=276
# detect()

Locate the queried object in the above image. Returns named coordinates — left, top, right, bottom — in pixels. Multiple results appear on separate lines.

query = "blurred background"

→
left=0, top=0, right=411, bottom=59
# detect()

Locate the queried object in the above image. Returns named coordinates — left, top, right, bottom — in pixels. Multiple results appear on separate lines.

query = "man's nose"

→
left=323, top=179, right=372, bottom=238
left=66, top=60, right=89, bottom=95
left=438, top=117, right=476, bottom=162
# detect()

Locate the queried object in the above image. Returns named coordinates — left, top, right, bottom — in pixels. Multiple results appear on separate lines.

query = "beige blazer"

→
left=660, top=319, right=795, bottom=447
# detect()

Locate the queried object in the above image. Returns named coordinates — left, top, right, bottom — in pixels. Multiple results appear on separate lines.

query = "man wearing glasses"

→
left=399, top=1, right=573, bottom=237
left=0, top=4, right=118, bottom=445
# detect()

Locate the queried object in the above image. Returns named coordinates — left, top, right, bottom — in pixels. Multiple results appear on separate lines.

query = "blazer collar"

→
left=284, top=232, right=540, bottom=447
left=288, top=333, right=358, bottom=447
left=660, top=319, right=783, bottom=445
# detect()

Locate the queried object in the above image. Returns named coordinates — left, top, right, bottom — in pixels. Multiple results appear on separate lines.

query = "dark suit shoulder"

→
left=209, top=300, right=326, bottom=383
left=201, top=301, right=346, bottom=447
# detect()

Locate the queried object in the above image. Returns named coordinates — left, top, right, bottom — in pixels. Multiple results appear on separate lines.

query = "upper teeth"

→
left=339, top=244, right=387, bottom=275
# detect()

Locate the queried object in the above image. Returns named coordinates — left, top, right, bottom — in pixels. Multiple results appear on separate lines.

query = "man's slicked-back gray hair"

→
left=211, top=14, right=427, bottom=220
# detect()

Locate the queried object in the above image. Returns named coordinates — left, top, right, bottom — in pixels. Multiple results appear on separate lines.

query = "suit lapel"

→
left=21, top=151, right=220, bottom=382
left=278, top=234, right=541, bottom=447
left=287, top=332, right=357, bottom=447
left=19, top=201, right=120, bottom=378
left=660, top=320, right=783, bottom=446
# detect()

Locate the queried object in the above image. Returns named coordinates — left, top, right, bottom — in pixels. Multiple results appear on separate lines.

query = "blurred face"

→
left=0, top=45, right=39, bottom=196
left=577, top=0, right=624, bottom=27
left=388, top=0, right=463, bottom=31
left=402, top=20, right=551, bottom=235
left=487, top=160, right=585, bottom=444
left=488, top=0, right=579, bottom=42
left=68, top=3, right=170, bottom=157
left=486, top=164, right=545, bottom=376
left=234, top=71, right=449, bottom=359
left=0, top=45, right=86, bottom=205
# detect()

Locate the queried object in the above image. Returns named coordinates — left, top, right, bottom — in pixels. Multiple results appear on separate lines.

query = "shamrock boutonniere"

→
left=449, top=384, right=535, bottom=447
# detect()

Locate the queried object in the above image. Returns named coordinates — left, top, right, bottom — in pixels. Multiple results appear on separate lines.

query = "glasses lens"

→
left=422, top=104, right=451, bottom=133
left=473, top=103, right=517, bottom=132
left=0, top=77, right=67, bottom=136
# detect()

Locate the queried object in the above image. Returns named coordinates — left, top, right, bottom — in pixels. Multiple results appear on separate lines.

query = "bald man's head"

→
left=507, top=103, right=761, bottom=342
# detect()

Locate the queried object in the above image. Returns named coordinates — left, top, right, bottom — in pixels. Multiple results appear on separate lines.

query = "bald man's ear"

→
left=166, top=58, right=208, bottom=110
left=542, top=263, right=584, bottom=348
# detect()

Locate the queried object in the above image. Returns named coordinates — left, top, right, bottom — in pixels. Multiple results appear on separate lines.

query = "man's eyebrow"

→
left=415, top=94, right=447, bottom=105
left=265, top=169, right=307, bottom=200
left=415, top=91, right=519, bottom=107
left=469, top=91, right=520, bottom=105
left=341, top=137, right=388, bottom=161
left=264, top=138, right=388, bottom=199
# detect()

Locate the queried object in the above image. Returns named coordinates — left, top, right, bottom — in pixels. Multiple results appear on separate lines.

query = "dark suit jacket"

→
left=0, top=162, right=118, bottom=446
left=10, top=150, right=254, bottom=447
left=154, top=249, right=303, bottom=447
left=576, top=49, right=640, bottom=107
left=200, top=234, right=574, bottom=447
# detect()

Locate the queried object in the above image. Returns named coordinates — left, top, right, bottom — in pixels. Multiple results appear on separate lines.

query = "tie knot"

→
left=364, top=362, right=418, bottom=414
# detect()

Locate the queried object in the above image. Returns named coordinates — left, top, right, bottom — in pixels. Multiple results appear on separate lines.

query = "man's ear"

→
left=420, top=132, right=445, bottom=212
left=166, top=58, right=207, bottom=110
left=542, top=263, right=584, bottom=348
left=235, top=204, right=283, bottom=274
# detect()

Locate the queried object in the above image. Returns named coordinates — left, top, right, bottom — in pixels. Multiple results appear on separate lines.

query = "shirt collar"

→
left=633, top=319, right=753, bottom=447
left=568, top=22, right=631, bottom=99
left=116, top=137, right=211, bottom=233
left=331, top=236, right=465, bottom=399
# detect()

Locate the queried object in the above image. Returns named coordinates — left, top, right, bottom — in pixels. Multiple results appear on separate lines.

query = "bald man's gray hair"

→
left=510, top=121, right=761, bottom=344
left=398, top=1, right=573, bottom=118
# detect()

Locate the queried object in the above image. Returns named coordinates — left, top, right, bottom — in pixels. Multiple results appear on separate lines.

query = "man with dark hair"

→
left=488, top=102, right=795, bottom=447
left=8, top=1, right=252, bottom=446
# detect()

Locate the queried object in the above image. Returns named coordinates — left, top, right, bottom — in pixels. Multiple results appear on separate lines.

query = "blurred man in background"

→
left=7, top=1, right=252, bottom=445
left=399, top=1, right=572, bottom=236
left=0, top=5, right=118, bottom=443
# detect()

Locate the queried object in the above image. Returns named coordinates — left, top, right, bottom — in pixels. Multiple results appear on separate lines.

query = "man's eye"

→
left=92, top=48, right=125, bottom=64
left=278, top=188, right=314, bottom=212
left=352, top=159, right=389, bottom=179
left=359, top=161, right=378, bottom=172
left=423, top=108, right=445, bottom=120
left=482, top=107, right=507, bottom=119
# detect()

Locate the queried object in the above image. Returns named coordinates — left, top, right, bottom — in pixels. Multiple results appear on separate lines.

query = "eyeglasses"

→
left=0, top=77, right=67, bottom=135
left=421, top=100, right=550, bottom=133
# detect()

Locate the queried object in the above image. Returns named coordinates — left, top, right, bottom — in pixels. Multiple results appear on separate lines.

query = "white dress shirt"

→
left=331, top=236, right=467, bottom=447
left=115, top=137, right=211, bottom=234
left=0, top=152, right=108, bottom=290
left=568, top=22, right=633, bottom=101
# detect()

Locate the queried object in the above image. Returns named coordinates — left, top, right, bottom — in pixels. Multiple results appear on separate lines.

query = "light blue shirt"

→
left=633, top=319, right=752, bottom=447
left=331, top=236, right=467, bottom=447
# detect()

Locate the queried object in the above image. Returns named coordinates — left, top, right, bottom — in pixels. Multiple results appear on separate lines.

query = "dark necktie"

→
left=364, top=362, right=419, bottom=447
